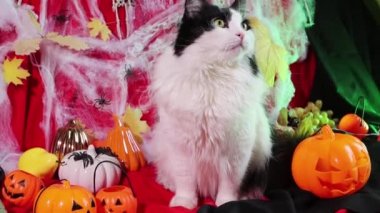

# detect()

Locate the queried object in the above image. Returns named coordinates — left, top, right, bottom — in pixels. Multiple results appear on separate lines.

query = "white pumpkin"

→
left=58, top=145, right=122, bottom=193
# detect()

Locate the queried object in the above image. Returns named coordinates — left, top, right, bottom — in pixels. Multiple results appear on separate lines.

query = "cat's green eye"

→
left=212, top=18, right=226, bottom=28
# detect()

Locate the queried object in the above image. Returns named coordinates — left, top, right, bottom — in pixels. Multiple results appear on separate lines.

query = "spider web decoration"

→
left=0, top=0, right=314, bottom=165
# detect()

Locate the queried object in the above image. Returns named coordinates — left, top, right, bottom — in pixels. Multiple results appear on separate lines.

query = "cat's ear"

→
left=184, top=0, right=206, bottom=18
left=231, top=0, right=247, bottom=15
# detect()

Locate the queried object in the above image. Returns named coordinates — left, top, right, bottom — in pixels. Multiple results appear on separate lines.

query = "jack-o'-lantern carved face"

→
left=34, top=180, right=96, bottom=213
left=292, top=125, right=371, bottom=198
left=70, top=199, right=96, bottom=212
left=1, top=170, right=44, bottom=209
left=96, top=186, right=137, bottom=213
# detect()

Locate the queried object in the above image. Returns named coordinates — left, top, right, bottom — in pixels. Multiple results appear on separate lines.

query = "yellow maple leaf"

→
left=248, top=17, right=288, bottom=87
left=87, top=18, right=111, bottom=41
left=14, top=38, right=43, bottom=55
left=46, top=32, right=89, bottom=51
left=2, top=58, right=30, bottom=85
left=122, top=105, right=150, bottom=144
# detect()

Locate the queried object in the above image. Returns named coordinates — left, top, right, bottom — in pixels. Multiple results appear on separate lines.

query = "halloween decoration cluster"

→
left=51, top=119, right=93, bottom=161
left=1, top=170, right=44, bottom=210
left=34, top=180, right=96, bottom=213
left=58, top=145, right=122, bottom=193
left=96, top=185, right=137, bottom=213
left=18, top=147, right=59, bottom=180
left=292, top=125, right=371, bottom=198
left=102, top=116, right=146, bottom=171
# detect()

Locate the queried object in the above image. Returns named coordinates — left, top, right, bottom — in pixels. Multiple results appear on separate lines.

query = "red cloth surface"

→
left=127, top=165, right=216, bottom=213
left=1, top=0, right=317, bottom=212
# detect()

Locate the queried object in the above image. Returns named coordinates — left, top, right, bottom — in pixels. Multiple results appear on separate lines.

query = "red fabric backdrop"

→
left=1, top=0, right=317, bottom=212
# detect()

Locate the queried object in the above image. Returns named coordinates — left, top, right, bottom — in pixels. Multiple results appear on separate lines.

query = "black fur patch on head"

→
left=174, top=1, right=232, bottom=56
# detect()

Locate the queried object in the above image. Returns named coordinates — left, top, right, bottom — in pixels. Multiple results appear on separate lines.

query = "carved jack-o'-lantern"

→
left=96, top=185, right=137, bottom=213
left=34, top=180, right=96, bottom=213
left=292, top=125, right=371, bottom=198
left=1, top=170, right=44, bottom=209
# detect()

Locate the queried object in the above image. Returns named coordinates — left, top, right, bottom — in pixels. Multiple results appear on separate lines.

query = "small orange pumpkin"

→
left=338, top=113, right=369, bottom=139
left=96, top=185, right=137, bottom=213
left=292, top=125, right=371, bottom=198
left=1, top=170, right=44, bottom=209
left=33, top=180, right=96, bottom=213
left=103, top=115, right=146, bottom=171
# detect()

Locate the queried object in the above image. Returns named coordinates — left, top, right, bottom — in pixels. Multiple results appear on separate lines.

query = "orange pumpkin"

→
left=338, top=113, right=369, bottom=139
left=33, top=180, right=96, bottom=213
left=1, top=170, right=44, bottom=209
left=103, top=116, right=146, bottom=171
left=292, top=125, right=371, bottom=198
left=96, top=185, right=137, bottom=213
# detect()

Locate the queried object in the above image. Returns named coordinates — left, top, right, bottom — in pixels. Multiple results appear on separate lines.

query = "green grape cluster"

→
left=277, top=100, right=337, bottom=138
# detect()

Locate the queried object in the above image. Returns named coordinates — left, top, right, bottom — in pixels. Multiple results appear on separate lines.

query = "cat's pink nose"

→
left=236, top=32, right=244, bottom=40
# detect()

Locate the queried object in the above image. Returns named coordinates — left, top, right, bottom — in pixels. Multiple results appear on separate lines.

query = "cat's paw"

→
left=169, top=194, right=198, bottom=209
left=215, top=194, right=237, bottom=206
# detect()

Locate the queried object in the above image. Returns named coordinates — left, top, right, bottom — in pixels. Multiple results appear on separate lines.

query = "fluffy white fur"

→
left=147, top=9, right=272, bottom=209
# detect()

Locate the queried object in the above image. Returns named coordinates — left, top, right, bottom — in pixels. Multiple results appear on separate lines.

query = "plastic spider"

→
left=94, top=95, right=111, bottom=109
left=124, top=65, right=133, bottom=80
left=95, top=147, right=118, bottom=158
left=68, top=152, right=94, bottom=168
left=53, top=10, right=71, bottom=24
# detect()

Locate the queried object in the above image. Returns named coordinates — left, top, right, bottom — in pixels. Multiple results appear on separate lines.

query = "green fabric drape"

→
left=307, top=0, right=380, bottom=131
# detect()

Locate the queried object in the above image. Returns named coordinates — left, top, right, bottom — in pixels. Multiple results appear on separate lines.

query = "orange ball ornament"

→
left=33, top=180, right=96, bottom=213
left=338, top=113, right=369, bottom=139
left=1, top=170, right=44, bottom=210
left=96, top=185, right=137, bottom=213
left=292, top=125, right=371, bottom=198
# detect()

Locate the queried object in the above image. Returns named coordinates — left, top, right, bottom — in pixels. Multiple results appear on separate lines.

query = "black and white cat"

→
left=146, top=0, right=272, bottom=209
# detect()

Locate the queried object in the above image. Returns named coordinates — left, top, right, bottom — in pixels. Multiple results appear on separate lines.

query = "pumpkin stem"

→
left=113, top=115, right=124, bottom=128
left=87, top=145, right=97, bottom=156
left=318, top=125, right=335, bottom=141
left=61, top=180, right=71, bottom=189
